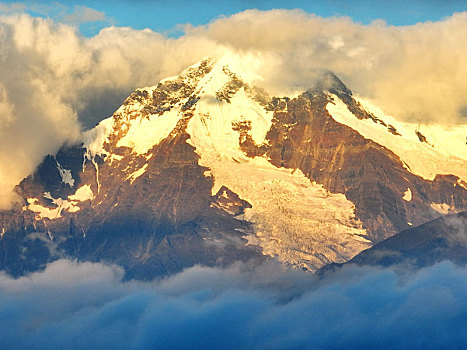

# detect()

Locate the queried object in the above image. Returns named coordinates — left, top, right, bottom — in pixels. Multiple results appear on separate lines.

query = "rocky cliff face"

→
left=1, top=56, right=466, bottom=278
left=259, top=89, right=467, bottom=242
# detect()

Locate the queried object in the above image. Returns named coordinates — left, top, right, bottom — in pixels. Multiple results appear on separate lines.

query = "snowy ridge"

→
left=185, top=55, right=370, bottom=270
left=26, top=185, right=94, bottom=220
left=55, top=160, right=74, bottom=187
left=81, top=58, right=216, bottom=159
left=187, top=56, right=273, bottom=161
left=403, top=188, right=412, bottom=202
left=82, top=117, right=114, bottom=157
left=116, top=107, right=181, bottom=154
left=126, top=163, right=148, bottom=183
left=327, top=94, right=467, bottom=182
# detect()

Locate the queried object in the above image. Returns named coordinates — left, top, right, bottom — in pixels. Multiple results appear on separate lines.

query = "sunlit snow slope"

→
left=327, top=95, right=467, bottom=182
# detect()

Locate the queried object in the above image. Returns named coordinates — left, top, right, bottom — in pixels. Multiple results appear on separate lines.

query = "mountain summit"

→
left=1, top=56, right=467, bottom=279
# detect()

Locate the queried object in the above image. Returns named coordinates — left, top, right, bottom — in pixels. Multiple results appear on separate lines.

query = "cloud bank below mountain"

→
left=1, top=259, right=466, bottom=349
left=1, top=10, right=467, bottom=208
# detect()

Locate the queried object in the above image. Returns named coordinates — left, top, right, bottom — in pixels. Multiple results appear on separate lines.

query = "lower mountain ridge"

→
left=349, top=211, right=467, bottom=268
left=1, top=56, right=466, bottom=279
left=319, top=211, right=467, bottom=275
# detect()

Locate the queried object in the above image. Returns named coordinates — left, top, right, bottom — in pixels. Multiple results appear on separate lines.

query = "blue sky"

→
left=1, top=0, right=467, bottom=36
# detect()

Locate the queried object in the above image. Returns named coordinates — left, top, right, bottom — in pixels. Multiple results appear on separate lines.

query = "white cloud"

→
left=191, top=9, right=467, bottom=123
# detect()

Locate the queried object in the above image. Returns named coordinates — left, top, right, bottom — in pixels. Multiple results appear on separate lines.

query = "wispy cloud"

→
left=0, top=2, right=26, bottom=13
left=0, top=2, right=113, bottom=26
left=61, top=5, right=108, bottom=25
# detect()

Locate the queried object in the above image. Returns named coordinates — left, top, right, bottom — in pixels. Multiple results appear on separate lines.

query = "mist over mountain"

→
left=2, top=259, right=467, bottom=350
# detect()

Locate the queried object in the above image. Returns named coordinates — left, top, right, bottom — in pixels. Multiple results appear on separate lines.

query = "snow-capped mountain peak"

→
left=2, top=57, right=467, bottom=278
